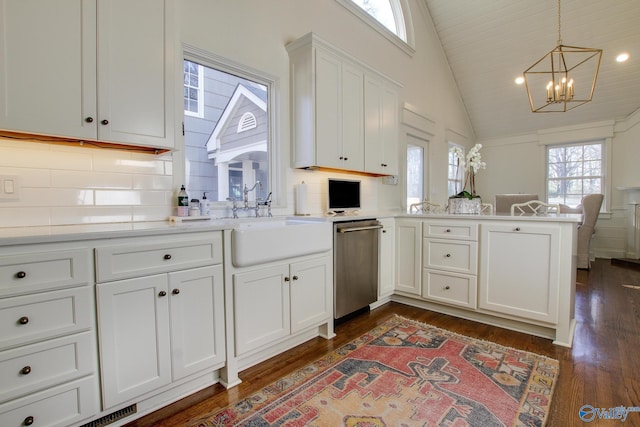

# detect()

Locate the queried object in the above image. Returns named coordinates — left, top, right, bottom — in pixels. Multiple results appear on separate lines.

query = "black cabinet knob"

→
left=21, top=366, right=32, bottom=375
left=16, top=271, right=27, bottom=279
left=158, top=291, right=167, bottom=297
left=85, top=117, right=94, bottom=123
left=24, top=416, right=34, bottom=426
left=172, top=288, right=180, bottom=295
left=163, top=254, right=172, bottom=260
left=101, top=119, right=109, bottom=125
left=18, top=316, right=29, bottom=325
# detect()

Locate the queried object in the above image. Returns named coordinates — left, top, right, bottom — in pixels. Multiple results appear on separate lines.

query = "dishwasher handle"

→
left=337, top=224, right=383, bottom=233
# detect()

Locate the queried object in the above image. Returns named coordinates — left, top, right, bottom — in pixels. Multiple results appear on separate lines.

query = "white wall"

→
left=476, top=110, right=640, bottom=259
left=0, top=0, right=475, bottom=227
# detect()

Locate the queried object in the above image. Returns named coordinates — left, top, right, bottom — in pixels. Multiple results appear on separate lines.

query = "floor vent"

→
left=80, top=404, right=137, bottom=427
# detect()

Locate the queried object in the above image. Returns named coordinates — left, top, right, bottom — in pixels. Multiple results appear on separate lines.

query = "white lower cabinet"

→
left=233, top=255, right=331, bottom=357
left=97, top=265, right=224, bottom=409
left=479, top=223, right=560, bottom=323
left=0, top=245, right=99, bottom=427
left=395, top=219, right=422, bottom=295
left=378, top=218, right=395, bottom=298
left=95, top=232, right=225, bottom=411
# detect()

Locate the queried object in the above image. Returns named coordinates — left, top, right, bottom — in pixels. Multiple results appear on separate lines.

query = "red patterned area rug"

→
left=191, top=315, right=559, bottom=427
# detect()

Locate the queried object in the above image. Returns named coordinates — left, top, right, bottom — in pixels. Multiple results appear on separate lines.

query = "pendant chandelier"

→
left=523, top=0, right=602, bottom=112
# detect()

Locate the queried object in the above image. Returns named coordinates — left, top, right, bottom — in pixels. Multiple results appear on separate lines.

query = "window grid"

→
left=448, top=143, right=464, bottom=197
left=547, top=142, right=603, bottom=207
left=184, top=61, right=204, bottom=118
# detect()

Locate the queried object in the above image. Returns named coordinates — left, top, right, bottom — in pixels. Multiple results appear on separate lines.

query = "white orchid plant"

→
left=450, top=143, right=486, bottom=199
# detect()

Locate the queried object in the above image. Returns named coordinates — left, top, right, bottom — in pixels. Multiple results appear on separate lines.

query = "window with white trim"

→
left=547, top=141, right=604, bottom=207
left=336, top=0, right=413, bottom=54
left=448, top=143, right=464, bottom=197
left=184, top=60, right=204, bottom=118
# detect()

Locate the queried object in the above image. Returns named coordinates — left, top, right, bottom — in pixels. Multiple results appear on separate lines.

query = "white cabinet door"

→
left=479, top=223, right=560, bottom=323
left=290, top=256, right=331, bottom=333
left=378, top=218, right=395, bottom=297
left=341, top=62, right=365, bottom=171
left=0, top=0, right=97, bottom=139
left=233, top=265, right=290, bottom=355
left=364, top=75, right=398, bottom=175
left=315, top=49, right=342, bottom=169
left=395, top=219, right=422, bottom=295
left=168, top=265, right=225, bottom=381
left=96, top=0, right=174, bottom=148
left=0, top=0, right=173, bottom=149
left=97, top=274, right=171, bottom=409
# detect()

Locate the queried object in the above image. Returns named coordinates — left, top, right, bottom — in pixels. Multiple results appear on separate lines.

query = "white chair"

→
left=480, top=203, right=494, bottom=215
left=511, top=200, right=559, bottom=215
left=409, top=200, right=442, bottom=214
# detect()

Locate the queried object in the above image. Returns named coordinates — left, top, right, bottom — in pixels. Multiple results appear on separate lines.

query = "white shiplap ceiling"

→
left=423, top=0, right=640, bottom=141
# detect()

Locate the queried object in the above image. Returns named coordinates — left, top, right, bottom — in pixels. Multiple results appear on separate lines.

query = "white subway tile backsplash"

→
left=133, top=205, right=174, bottom=222
left=93, top=154, right=166, bottom=174
left=94, top=190, right=166, bottom=206
left=0, top=207, right=51, bottom=227
left=51, top=207, right=133, bottom=225
left=0, top=137, right=176, bottom=226
left=133, top=175, right=173, bottom=190
left=51, top=170, right=133, bottom=189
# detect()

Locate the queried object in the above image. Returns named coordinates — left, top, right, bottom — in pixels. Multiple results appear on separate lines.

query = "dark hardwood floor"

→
left=125, top=258, right=640, bottom=427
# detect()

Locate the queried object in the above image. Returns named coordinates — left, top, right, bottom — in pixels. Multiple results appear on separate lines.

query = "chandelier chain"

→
left=557, top=0, right=562, bottom=44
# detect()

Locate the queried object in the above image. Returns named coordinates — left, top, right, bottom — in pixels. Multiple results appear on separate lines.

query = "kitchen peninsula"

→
left=392, top=212, right=581, bottom=348
left=0, top=212, right=580, bottom=426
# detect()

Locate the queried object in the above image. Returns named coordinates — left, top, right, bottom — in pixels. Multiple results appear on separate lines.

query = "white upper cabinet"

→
left=0, top=0, right=174, bottom=150
left=287, top=32, right=399, bottom=175
left=364, top=75, right=399, bottom=175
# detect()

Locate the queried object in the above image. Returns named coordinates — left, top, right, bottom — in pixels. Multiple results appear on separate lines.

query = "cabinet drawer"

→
left=423, top=239, right=477, bottom=274
left=423, top=270, right=477, bottom=309
left=0, top=288, right=93, bottom=350
left=423, top=222, right=478, bottom=240
left=0, top=332, right=95, bottom=404
left=0, top=250, right=90, bottom=298
left=0, top=375, right=99, bottom=427
left=95, top=232, right=222, bottom=282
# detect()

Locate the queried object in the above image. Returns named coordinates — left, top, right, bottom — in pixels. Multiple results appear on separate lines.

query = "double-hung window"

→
left=547, top=141, right=604, bottom=207
left=448, top=143, right=464, bottom=197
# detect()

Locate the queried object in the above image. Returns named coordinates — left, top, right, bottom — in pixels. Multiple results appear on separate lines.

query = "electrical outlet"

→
left=382, top=175, right=398, bottom=185
left=0, top=175, right=20, bottom=201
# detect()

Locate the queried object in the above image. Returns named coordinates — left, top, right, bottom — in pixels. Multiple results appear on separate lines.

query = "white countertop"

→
left=0, top=211, right=581, bottom=246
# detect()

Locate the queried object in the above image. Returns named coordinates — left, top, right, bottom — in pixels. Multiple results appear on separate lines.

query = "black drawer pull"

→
left=16, top=271, right=27, bottom=279
left=515, top=227, right=521, bottom=232
left=21, top=366, right=32, bottom=375
left=101, top=119, right=109, bottom=125
left=445, top=229, right=451, bottom=233
left=444, top=285, right=451, bottom=290
left=24, top=416, right=34, bottom=426
left=445, top=253, right=451, bottom=258
left=158, top=291, right=167, bottom=297
left=18, top=316, right=29, bottom=325
left=172, top=288, right=180, bottom=295
left=163, top=254, right=172, bottom=260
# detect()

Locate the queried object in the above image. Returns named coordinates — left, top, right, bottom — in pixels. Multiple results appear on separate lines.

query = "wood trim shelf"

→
left=0, top=130, right=171, bottom=155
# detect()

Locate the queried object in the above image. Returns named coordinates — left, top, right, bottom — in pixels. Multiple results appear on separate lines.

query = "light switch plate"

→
left=0, top=175, right=20, bottom=201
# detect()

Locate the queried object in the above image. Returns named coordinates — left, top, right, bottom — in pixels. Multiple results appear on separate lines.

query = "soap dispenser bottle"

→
left=200, top=192, right=210, bottom=216
left=177, top=185, right=189, bottom=217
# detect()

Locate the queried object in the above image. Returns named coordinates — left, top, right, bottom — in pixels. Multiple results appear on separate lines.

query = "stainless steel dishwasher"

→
left=334, top=219, right=382, bottom=319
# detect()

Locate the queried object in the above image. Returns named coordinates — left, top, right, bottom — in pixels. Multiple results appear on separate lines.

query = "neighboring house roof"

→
left=206, top=84, right=267, bottom=161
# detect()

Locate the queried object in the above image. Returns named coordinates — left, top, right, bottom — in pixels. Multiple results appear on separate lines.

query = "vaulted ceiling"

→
left=423, top=0, right=640, bottom=141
